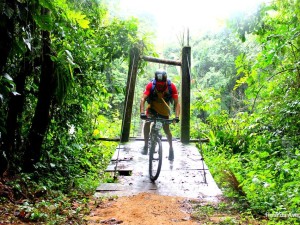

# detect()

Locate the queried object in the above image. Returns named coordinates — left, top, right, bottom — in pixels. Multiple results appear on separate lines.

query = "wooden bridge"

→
left=95, top=46, right=222, bottom=201
left=96, top=140, right=222, bottom=200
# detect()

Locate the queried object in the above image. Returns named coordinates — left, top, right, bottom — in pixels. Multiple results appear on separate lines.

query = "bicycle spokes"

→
left=149, top=138, right=162, bottom=182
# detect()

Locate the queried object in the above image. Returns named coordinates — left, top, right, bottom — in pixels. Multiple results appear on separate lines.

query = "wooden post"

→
left=121, top=47, right=140, bottom=142
left=142, top=56, right=181, bottom=66
left=180, top=46, right=191, bottom=143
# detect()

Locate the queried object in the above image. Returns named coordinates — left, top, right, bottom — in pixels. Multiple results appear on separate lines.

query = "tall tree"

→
left=23, top=8, right=55, bottom=172
left=0, top=0, right=17, bottom=174
left=0, top=0, right=14, bottom=73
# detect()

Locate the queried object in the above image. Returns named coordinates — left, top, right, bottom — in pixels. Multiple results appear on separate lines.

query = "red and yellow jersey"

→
left=143, top=81, right=178, bottom=116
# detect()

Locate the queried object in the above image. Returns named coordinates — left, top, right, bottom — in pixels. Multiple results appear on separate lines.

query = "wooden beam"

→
left=121, top=47, right=140, bottom=142
left=94, top=137, right=209, bottom=143
left=142, top=56, right=182, bottom=66
left=94, top=137, right=120, bottom=141
left=180, top=47, right=191, bottom=143
left=189, top=138, right=209, bottom=143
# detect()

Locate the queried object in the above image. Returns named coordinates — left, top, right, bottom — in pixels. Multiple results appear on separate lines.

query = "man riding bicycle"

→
left=140, top=69, right=180, bottom=161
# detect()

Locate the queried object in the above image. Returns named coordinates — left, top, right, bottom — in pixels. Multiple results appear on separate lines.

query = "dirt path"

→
left=87, top=141, right=224, bottom=224
left=86, top=192, right=267, bottom=225
left=87, top=192, right=200, bottom=224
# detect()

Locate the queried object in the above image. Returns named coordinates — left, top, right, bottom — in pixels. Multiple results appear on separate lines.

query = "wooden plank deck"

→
left=95, top=140, right=222, bottom=201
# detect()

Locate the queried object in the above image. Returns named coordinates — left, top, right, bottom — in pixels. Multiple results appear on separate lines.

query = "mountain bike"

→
left=142, top=116, right=177, bottom=182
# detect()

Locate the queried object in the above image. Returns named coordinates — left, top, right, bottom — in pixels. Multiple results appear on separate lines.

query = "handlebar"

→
left=142, top=117, right=178, bottom=124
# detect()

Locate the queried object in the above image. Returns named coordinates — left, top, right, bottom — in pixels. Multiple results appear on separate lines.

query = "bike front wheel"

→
left=149, top=138, right=162, bottom=182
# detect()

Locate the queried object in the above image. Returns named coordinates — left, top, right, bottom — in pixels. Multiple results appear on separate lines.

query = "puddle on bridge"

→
left=95, top=140, right=222, bottom=202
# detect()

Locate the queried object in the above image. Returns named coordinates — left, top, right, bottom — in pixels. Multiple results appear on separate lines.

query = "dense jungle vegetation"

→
left=0, top=0, right=299, bottom=224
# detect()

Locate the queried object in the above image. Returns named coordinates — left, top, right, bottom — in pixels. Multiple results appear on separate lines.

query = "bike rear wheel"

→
left=149, top=138, right=162, bottom=182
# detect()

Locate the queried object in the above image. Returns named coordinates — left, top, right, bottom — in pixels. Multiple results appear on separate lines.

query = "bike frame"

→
left=144, top=117, right=174, bottom=181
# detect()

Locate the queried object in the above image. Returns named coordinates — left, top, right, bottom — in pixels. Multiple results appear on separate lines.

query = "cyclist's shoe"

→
left=168, top=147, right=174, bottom=161
left=142, top=145, right=148, bottom=155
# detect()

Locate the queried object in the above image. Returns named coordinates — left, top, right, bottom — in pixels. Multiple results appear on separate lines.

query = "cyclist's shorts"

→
left=146, top=108, right=169, bottom=119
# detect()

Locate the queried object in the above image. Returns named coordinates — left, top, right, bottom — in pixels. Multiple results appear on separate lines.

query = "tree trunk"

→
left=3, top=51, right=33, bottom=173
left=0, top=0, right=14, bottom=73
left=23, top=8, right=55, bottom=172
left=0, top=0, right=15, bottom=175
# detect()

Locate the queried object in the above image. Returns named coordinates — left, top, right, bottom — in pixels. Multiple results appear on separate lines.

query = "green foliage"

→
left=190, top=1, right=300, bottom=223
left=0, top=2, right=153, bottom=224
left=190, top=29, right=249, bottom=115
left=2, top=0, right=299, bottom=223
left=0, top=73, right=16, bottom=133
left=191, top=199, right=266, bottom=224
left=196, top=108, right=300, bottom=221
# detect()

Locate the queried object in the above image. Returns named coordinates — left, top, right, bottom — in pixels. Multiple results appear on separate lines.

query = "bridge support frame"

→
left=121, top=46, right=191, bottom=143
left=180, top=46, right=191, bottom=143
left=121, top=47, right=140, bottom=142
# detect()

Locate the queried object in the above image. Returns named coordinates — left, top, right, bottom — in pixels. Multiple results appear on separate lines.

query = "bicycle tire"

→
left=149, top=137, right=162, bottom=181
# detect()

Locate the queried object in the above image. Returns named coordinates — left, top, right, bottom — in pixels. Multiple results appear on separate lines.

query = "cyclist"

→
left=140, top=69, right=180, bottom=160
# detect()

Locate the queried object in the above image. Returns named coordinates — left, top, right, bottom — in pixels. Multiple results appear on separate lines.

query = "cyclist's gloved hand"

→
left=173, top=117, right=180, bottom=123
left=140, top=113, right=147, bottom=120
